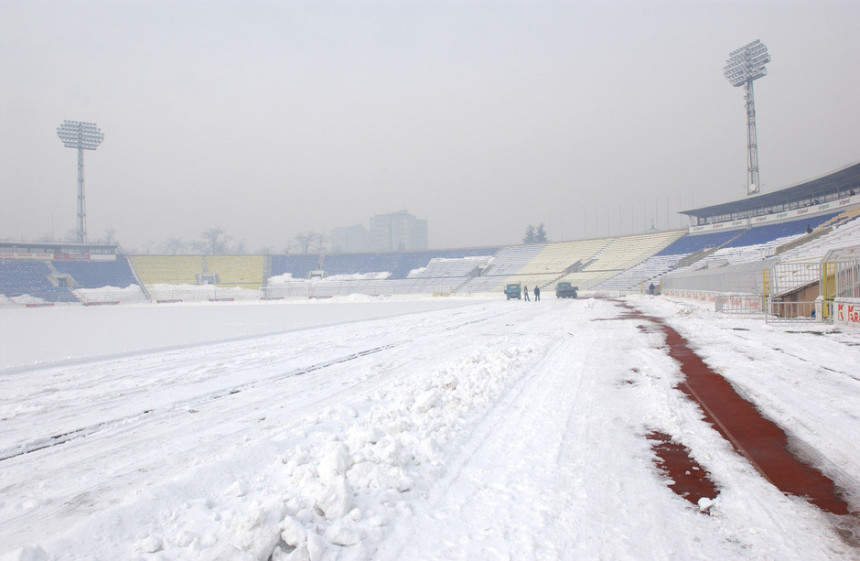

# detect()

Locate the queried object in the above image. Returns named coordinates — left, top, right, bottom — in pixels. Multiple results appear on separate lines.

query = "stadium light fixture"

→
left=57, top=120, right=104, bottom=243
left=724, top=40, right=770, bottom=196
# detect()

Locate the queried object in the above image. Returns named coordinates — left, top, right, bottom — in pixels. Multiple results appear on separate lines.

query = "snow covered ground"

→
left=1, top=295, right=858, bottom=560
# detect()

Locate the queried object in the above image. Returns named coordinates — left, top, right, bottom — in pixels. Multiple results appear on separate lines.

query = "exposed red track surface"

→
left=647, top=431, right=718, bottom=508
left=618, top=302, right=851, bottom=516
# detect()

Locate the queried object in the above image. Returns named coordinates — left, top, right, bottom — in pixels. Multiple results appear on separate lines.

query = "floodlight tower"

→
left=57, top=120, right=104, bottom=243
left=724, top=39, right=770, bottom=196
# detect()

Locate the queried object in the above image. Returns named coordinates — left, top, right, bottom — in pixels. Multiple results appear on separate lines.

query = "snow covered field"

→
left=1, top=295, right=858, bottom=560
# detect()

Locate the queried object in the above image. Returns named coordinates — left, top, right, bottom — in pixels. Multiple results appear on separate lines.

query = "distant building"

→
left=370, top=210, right=428, bottom=252
left=331, top=210, right=428, bottom=253
left=331, top=224, right=370, bottom=253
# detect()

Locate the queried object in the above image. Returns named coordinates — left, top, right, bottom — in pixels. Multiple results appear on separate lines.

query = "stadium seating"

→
left=722, top=212, right=838, bottom=248
left=817, top=207, right=860, bottom=230
left=408, top=256, right=492, bottom=279
left=129, top=255, right=203, bottom=286
left=555, top=230, right=684, bottom=289
left=654, top=230, right=740, bottom=257
left=777, top=210, right=860, bottom=263
left=205, top=256, right=266, bottom=289
left=672, top=214, right=838, bottom=273
left=52, top=257, right=138, bottom=289
left=596, top=230, right=740, bottom=291
left=457, top=244, right=548, bottom=293
left=0, top=259, right=77, bottom=302
left=318, top=248, right=499, bottom=281
left=4, top=197, right=858, bottom=304
left=269, top=254, right=323, bottom=280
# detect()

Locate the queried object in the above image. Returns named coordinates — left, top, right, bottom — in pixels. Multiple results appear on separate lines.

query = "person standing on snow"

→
left=523, top=285, right=530, bottom=301
left=534, top=285, right=540, bottom=301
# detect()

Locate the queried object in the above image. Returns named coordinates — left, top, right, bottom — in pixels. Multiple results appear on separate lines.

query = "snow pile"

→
left=0, top=294, right=47, bottom=306
left=319, top=272, right=391, bottom=281
left=147, top=283, right=262, bottom=301
left=20, top=342, right=536, bottom=560
left=267, top=273, right=298, bottom=284
left=74, top=284, right=147, bottom=303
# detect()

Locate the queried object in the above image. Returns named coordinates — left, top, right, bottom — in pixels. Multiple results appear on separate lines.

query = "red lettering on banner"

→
left=839, top=303, right=860, bottom=324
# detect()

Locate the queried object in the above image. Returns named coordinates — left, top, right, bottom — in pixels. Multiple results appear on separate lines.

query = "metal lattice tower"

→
left=724, top=40, right=770, bottom=196
left=57, top=120, right=104, bottom=243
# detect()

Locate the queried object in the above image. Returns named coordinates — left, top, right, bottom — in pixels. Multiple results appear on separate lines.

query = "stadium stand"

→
left=513, top=239, right=609, bottom=287
left=51, top=257, right=138, bottom=289
left=721, top=212, right=838, bottom=248
left=595, top=229, right=742, bottom=291
left=4, top=163, right=858, bottom=306
left=668, top=213, right=843, bottom=277
left=405, top=256, right=490, bottom=294
left=408, top=256, right=492, bottom=279
left=663, top=207, right=860, bottom=298
left=317, top=248, right=499, bottom=281
left=556, top=230, right=684, bottom=290
left=0, top=259, right=77, bottom=302
left=457, top=244, right=548, bottom=293
left=809, top=206, right=860, bottom=232
left=776, top=210, right=860, bottom=263
left=129, top=255, right=203, bottom=286
left=264, top=248, right=501, bottom=298
left=269, top=254, right=324, bottom=280
left=205, top=256, right=266, bottom=289
left=655, top=230, right=741, bottom=257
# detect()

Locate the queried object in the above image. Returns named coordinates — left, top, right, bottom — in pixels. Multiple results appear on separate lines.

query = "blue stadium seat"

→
left=52, top=258, right=138, bottom=288
left=655, top=230, right=738, bottom=256
left=0, top=259, right=77, bottom=302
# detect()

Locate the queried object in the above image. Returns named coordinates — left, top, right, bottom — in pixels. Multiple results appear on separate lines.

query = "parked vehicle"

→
left=556, top=282, right=578, bottom=298
left=504, top=282, right=522, bottom=300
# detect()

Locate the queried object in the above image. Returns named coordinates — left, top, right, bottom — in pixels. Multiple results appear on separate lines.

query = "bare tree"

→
left=162, top=237, right=186, bottom=255
left=197, top=227, right=232, bottom=255
left=312, top=232, right=328, bottom=253
left=293, top=231, right=317, bottom=254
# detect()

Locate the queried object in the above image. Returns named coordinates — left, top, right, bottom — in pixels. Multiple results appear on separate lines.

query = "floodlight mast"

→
left=724, top=40, right=770, bottom=196
left=57, top=120, right=104, bottom=243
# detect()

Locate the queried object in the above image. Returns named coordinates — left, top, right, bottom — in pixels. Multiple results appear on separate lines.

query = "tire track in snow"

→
left=1, top=304, right=498, bottom=464
left=0, top=342, right=404, bottom=463
left=0, top=303, right=505, bottom=550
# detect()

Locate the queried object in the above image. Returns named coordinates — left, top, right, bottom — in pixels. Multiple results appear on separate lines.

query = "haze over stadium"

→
left=3, top=3, right=860, bottom=559
left=1, top=1, right=859, bottom=251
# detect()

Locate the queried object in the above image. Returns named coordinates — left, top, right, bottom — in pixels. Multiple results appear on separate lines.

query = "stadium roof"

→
left=681, top=161, right=860, bottom=223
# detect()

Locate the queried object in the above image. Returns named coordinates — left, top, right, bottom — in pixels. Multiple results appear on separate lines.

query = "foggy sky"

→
left=1, top=1, right=858, bottom=252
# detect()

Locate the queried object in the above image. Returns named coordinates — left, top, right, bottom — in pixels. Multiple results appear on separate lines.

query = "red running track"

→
left=620, top=302, right=851, bottom=516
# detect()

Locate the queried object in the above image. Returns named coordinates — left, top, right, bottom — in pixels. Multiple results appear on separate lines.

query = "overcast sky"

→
left=1, top=1, right=858, bottom=252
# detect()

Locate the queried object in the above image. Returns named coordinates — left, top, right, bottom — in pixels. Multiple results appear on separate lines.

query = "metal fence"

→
left=715, top=294, right=764, bottom=314
left=831, top=259, right=860, bottom=299
left=763, top=259, right=860, bottom=323
left=765, top=299, right=822, bottom=324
